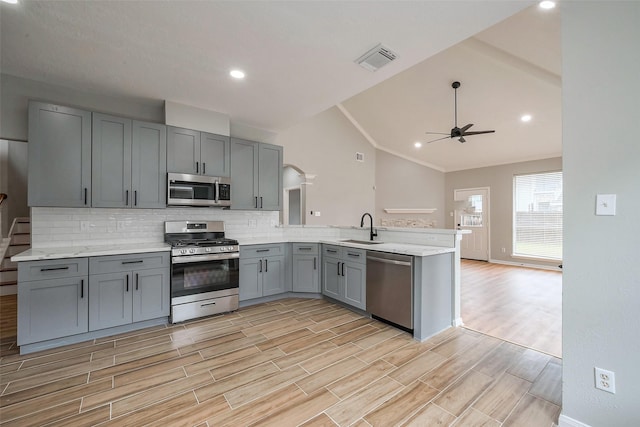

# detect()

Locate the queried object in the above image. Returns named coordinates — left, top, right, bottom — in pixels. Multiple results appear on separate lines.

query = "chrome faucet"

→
left=360, top=212, right=378, bottom=241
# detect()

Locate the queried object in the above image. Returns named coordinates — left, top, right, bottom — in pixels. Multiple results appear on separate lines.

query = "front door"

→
left=454, top=188, right=489, bottom=261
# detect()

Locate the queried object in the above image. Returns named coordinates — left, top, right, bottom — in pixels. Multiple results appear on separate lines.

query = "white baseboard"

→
left=452, top=317, right=464, bottom=327
left=489, top=258, right=562, bottom=272
left=558, top=414, right=591, bottom=427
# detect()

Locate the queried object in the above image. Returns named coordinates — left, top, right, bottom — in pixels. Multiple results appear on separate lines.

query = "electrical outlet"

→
left=314, top=211, right=321, bottom=216
left=595, top=367, right=616, bottom=393
left=80, top=221, right=90, bottom=231
left=502, top=247, right=506, bottom=253
left=116, top=221, right=125, bottom=231
left=248, top=219, right=257, bottom=228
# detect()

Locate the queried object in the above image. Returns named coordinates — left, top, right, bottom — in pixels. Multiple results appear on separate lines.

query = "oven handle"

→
left=171, top=252, right=239, bottom=264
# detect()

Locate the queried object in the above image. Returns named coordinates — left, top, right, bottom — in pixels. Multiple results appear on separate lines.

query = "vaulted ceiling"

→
left=0, top=1, right=560, bottom=172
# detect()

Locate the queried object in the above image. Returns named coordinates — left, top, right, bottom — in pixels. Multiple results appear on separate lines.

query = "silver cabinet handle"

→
left=260, top=196, right=263, bottom=209
left=299, top=247, right=312, bottom=251
left=126, top=274, right=129, bottom=292
left=80, top=279, right=84, bottom=299
left=134, top=190, right=137, bottom=206
left=265, top=259, right=268, bottom=272
left=135, top=273, right=139, bottom=290
left=122, top=260, right=143, bottom=264
left=255, top=196, right=258, bottom=208
left=196, top=162, right=199, bottom=174
left=201, top=301, right=216, bottom=307
left=347, top=252, right=361, bottom=258
left=126, top=190, right=129, bottom=206
left=202, top=162, right=206, bottom=174
left=259, top=259, right=262, bottom=273
left=366, top=255, right=412, bottom=266
left=313, top=257, right=317, bottom=270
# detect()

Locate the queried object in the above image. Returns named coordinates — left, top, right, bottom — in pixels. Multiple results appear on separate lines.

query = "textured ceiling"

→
left=0, top=1, right=561, bottom=171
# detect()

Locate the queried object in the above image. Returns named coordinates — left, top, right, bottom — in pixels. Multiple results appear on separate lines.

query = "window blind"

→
left=513, top=171, right=563, bottom=260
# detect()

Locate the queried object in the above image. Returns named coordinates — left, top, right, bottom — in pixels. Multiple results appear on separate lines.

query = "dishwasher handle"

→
left=366, top=255, right=412, bottom=267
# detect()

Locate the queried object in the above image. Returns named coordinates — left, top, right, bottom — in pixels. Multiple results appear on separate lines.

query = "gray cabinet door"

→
left=17, top=277, right=88, bottom=345
left=132, top=268, right=170, bottom=322
left=262, top=255, right=285, bottom=296
left=239, top=257, right=262, bottom=301
left=28, top=102, right=92, bottom=207
left=292, top=254, right=319, bottom=293
left=89, top=272, right=133, bottom=330
left=200, top=132, right=230, bottom=177
left=258, top=143, right=283, bottom=210
left=231, top=138, right=259, bottom=209
left=92, top=113, right=132, bottom=208
left=343, top=261, right=366, bottom=310
left=132, top=121, right=167, bottom=208
left=167, top=127, right=199, bottom=174
left=322, top=257, right=341, bottom=300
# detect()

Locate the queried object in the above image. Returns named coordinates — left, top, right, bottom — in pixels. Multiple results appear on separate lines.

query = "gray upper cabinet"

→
left=92, top=113, right=132, bottom=208
left=230, top=138, right=283, bottom=210
left=167, top=127, right=199, bottom=175
left=259, top=143, right=283, bottom=210
left=200, top=132, right=230, bottom=177
left=230, top=138, right=259, bottom=210
left=132, top=121, right=167, bottom=208
left=92, top=114, right=166, bottom=208
left=28, top=102, right=92, bottom=207
left=167, top=126, right=230, bottom=177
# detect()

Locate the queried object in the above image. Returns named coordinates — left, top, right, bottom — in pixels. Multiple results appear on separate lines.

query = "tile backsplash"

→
left=31, top=207, right=281, bottom=248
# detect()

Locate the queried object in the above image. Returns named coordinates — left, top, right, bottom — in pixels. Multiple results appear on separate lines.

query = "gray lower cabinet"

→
left=89, top=252, right=170, bottom=331
left=92, top=113, right=166, bottom=208
left=321, top=245, right=366, bottom=310
left=292, top=243, right=320, bottom=293
left=239, top=244, right=287, bottom=301
left=230, top=138, right=283, bottom=210
left=28, top=102, right=92, bottom=207
left=167, top=126, right=230, bottom=177
left=17, top=258, right=89, bottom=345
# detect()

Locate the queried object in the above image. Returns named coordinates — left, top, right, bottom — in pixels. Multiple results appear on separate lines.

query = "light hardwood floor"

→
left=461, top=260, right=562, bottom=358
left=0, top=298, right=561, bottom=426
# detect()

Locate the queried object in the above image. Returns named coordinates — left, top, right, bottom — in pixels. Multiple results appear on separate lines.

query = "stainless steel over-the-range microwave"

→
left=167, top=173, right=231, bottom=207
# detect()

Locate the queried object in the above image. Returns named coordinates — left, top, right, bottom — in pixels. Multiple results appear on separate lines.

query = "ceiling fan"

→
left=425, top=81, right=495, bottom=143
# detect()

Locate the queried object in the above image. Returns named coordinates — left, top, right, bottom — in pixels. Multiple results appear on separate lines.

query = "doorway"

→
left=454, top=187, right=489, bottom=261
left=282, top=165, right=307, bottom=226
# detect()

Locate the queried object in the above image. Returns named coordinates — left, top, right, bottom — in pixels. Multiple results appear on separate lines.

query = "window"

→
left=513, top=171, right=562, bottom=260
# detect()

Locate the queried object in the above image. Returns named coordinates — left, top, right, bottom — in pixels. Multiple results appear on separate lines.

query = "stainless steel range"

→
left=164, top=221, right=239, bottom=323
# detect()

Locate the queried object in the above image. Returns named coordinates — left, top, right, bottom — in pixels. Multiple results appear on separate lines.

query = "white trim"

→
left=452, top=317, right=464, bottom=327
left=558, top=414, right=591, bottom=427
left=489, top=258, right=562, bottom=272
left=383, top=208, right=437, bottom=214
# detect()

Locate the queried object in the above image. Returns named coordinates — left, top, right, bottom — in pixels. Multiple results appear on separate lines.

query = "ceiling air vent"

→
left=355, top=44, right=397, bottom=72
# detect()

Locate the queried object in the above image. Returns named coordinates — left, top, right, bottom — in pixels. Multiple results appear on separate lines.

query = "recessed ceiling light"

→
left=521, top=114, right=533, bottom=122
left=414, top=142, right=423, bottom=148
left=1, top=0, right=19, bottom=4
left=229, top=69, right=245, bottom=79
left=539, top=1, right=556, bottom=10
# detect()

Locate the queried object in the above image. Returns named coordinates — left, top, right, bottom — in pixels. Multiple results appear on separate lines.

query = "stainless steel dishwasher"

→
left=366, top=251, right=413, bottom=331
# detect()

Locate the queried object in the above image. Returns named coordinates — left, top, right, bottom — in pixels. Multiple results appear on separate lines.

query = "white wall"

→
left=275, top=106, right=376, bottom=227
left=561, top=2, right=640, bottom=426
left=375, top=150, right=445, bottom=228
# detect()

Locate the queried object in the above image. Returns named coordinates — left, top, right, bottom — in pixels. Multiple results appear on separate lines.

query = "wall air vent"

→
left=356, top=152, right=365, bottom=162
left=355, top=44, right=397, bottom=72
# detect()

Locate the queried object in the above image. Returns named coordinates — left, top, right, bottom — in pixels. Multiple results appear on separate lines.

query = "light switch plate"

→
left=596, top=194, right=616, bottom=216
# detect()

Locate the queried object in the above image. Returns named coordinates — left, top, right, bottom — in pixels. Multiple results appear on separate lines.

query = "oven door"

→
left=170, top=253, right=239, bottom=299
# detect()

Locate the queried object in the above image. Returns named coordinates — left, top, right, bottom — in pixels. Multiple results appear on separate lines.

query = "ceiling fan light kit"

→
left=425, top=81, right=495, bottom=144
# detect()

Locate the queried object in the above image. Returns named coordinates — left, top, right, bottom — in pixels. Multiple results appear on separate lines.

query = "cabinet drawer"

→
left=240, top=244, right=284, bottom=259
left=89, top=252, right=170, bottom=274
left=343, top=248, right=366, bottom=264
left=18, top=258, right=88, bottom=282
left=322, top=245, right=342, bottom=258
left=293, top=243, right=318, bottom=255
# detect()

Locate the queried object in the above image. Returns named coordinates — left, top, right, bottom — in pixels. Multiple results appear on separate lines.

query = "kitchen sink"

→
left=340, top=239, right=383, bottom=245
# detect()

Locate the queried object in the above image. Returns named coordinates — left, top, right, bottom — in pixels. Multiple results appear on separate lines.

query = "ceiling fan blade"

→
left=461, top=130, right=495, bottom=136
left=424, top=131, right=451, bottom=135
left=459, top=123, right=474, bottom=132
left=426, top=135, right=451, bottom=144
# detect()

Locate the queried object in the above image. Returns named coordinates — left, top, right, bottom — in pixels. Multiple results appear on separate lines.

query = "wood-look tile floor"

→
left=461, top=260, right=562, bottom=358
left=0, top=298, right=561, bottom=426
